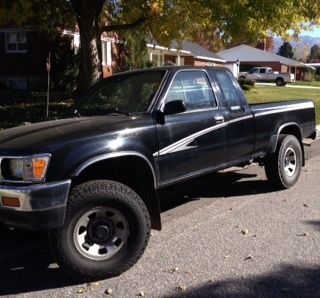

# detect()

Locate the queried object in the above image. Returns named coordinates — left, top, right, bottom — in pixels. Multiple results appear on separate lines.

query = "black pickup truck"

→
left=0, top=67, right=316, bottom=281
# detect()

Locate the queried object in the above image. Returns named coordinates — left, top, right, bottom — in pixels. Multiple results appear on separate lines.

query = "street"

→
left=0, top=141, right=319, bottom=298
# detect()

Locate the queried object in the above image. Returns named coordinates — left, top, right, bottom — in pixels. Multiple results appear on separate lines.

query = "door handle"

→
left=214, top=116, right=225, bottom=123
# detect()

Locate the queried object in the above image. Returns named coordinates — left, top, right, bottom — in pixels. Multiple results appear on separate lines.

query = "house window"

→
left=7, top=77, right=28, bottom=90
left=150, top=51, right=164, bottom=66
left=5, top=31, right=27, bottom=53
left=102, top=40, right=112, bottom=66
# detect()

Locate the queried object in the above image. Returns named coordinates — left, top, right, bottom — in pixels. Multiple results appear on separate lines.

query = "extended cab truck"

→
left=239, top=66, right=295, bottom=86
left=0, top=67, right=316, bottom=281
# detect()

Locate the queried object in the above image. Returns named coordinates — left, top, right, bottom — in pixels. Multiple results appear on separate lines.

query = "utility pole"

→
left=46, top=52, right=51, bottom=118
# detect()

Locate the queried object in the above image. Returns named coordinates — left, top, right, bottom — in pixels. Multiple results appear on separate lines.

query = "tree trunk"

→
left=70, top=0, right=146, bottom=98
left=71, top=0, right=104, bottom=98
left=76, top=18, right=102, bottom=97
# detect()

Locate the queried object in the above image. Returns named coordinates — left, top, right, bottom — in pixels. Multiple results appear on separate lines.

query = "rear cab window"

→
left=214, top=70, right=243, bottom=111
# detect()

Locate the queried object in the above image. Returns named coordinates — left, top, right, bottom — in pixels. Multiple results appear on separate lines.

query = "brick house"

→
left=0, top=27, right=51, bottom=90
left=0, top=27, right=124, bottom=90
left=0, top=28, right=227, bottom=90
left=147, top=40, right=226, bottom=67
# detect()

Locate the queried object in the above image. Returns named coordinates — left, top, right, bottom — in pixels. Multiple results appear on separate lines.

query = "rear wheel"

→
left=49, top=180, right=151, bottom=281
left=275, top=77, right=285, bottom=86
left=264, top=134, right=302, bottom=189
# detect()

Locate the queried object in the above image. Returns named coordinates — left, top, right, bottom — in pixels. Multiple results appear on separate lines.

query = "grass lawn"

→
left=291, top=81, right=320, bottom=87
left=245, top=85, right=320, bottom=124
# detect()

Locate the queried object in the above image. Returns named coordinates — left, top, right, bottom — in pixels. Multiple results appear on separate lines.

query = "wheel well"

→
left=278, top=125, right=305, bottom=166
left=71, top=156, right=161, bottom=230
left=279, top=125, right=302, bottom=141
left=275, top=77, right=284, bottom=82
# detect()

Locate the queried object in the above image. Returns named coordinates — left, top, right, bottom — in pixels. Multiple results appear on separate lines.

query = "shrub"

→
left=241, top=84, right=252, bottom=91
left=238, top=77, right=255, bottom=91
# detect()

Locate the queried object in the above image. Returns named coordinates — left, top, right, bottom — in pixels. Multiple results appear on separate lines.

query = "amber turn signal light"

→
left=1, top=196, right=20, bottom=208
left=32, top=158, right=48, bottom=179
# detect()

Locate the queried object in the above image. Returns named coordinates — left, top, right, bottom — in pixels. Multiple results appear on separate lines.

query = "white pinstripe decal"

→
left=154, top=115, right=253, bottom=156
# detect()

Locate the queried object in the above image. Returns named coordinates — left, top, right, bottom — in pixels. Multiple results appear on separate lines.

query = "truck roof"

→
left=111, top=66, right=227, bottom=77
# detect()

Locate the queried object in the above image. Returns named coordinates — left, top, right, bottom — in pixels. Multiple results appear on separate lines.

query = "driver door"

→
left=154, top=70, right=228, bottom=186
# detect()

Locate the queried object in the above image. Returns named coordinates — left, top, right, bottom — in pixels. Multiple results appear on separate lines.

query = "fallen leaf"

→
left=303, top=203, right=309, bottom=208
left=244, top=255, right=253, bottom=260
left=241, top=229, right=249, bottom=235
left=178, top=285, right=187, bottom=292
left=105, top=288, right=113, bottom=295
left=94, top=282, right=100, bottom=287
left=169, top=267, right=179, bottom=273
left=297, top=233, right=308, bottom=237
left=138, top=291, right=145, bottom=297
left=76, top=288, right=85, bottom=294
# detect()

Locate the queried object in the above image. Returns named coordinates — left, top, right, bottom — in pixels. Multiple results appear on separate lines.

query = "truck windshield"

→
left=75, top=70, right=166, bottom=116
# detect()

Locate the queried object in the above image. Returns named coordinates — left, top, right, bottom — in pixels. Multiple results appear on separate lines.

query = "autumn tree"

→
left=277, top=42, right=295, bottom=58
left=308, top=44, right=320, bottom=62
left=1, top=0, right=320, bottom=96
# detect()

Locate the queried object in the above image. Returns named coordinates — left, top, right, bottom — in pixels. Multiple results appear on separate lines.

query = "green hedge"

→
left=238, top=77, right=255, bottom=91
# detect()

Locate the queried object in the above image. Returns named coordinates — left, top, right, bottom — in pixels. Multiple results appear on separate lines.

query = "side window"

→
left=214, top=71, right=242, bottom=109
left=165, top=71, right=216, bottom=111
left=249, top=68, right=258, bottom=74
left=260, top=68, right=266, bottom=73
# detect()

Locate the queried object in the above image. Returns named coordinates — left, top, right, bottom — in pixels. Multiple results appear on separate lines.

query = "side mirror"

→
left=151, top=109, right=165, bottom=125
left=164, top=100, right=186, bottom=115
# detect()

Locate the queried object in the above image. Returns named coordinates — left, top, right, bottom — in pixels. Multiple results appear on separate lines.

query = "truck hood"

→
left=0, top=115, right=151, bottom=154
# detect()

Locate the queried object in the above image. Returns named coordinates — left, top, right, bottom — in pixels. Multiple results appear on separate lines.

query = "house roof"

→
left=146, top=40, right=226, bottom=63
left=218, top=44, right=311, bottom=68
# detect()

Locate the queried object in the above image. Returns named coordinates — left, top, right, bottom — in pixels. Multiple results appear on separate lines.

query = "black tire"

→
left=49, top=180, right=151, bottom=281
left=275, top=77, right=284, bottom=86
left=264, top=134, right=302, bottom=189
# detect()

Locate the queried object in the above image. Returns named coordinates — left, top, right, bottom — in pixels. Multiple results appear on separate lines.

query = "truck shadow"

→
left=0, top=170, right=276, bottom=295
left=167, top=263, right=320, bottom=298
left=0, top=229, right=77, bottom=295
left=159, top=170, right=273, bottom=212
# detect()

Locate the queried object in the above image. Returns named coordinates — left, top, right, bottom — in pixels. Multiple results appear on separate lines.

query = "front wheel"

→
left=264, top=134, right=302, bottom=189
left=49, top=180, right=151, bottom=281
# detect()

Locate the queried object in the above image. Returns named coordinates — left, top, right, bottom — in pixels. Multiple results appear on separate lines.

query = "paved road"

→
left=0, top=141, right=320, bottom=297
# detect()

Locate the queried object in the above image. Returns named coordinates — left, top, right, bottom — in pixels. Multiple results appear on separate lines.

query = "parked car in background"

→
left=239, top=67, right=295, bottom=86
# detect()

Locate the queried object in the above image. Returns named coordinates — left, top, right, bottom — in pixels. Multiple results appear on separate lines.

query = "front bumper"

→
left=0, top=180, right=71, bottom=230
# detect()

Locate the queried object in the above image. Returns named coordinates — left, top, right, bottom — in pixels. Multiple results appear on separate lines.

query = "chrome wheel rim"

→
left=73, top=206, right=129, bottom=261
left=284, top=147, right=296, bottom=177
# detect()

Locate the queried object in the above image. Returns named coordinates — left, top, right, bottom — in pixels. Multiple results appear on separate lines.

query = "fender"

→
left=71, top=151, right=162, bottom=230
left=72, top=151, right=158, bottom=188
left=272, top=122, right=302, bottom=153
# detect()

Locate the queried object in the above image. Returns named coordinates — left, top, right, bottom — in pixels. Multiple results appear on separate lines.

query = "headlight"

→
left=1, top=154, right=51, bottom=182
